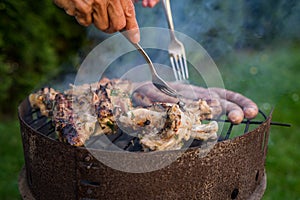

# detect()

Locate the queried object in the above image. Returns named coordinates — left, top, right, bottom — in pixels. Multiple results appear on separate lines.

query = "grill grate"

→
left=24, top=105, right=290, bottom=152
left=214, top=110, right=290, bottom=141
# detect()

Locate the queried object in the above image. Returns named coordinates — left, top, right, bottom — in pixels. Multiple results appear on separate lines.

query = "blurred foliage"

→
left=0, top=0, right=87, bottom=118
left=241, top=0, right=300, bottom=49
left=217, top=42, right=300, bottom=200
left=0, top=120, right=23, bottom=200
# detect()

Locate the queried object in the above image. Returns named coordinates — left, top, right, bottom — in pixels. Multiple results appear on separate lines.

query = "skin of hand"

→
left=131, top=82, right=258, bottom=124
left=132, top=0, right=160, bottom=8
left=53, top=0, right=140, bottom=43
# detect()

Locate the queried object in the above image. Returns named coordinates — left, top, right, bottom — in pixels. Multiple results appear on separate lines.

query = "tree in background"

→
left=0, top=0, right=87, bottom=117
left=241, top=0, right=299, bottom=49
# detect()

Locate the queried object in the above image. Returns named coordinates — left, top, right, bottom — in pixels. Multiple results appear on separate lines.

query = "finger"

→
left=142, top=0, right=148, bottom=7
left=148, top=0, right=160, bottom=8
left=210, top=88, right=258, bottom=119
left=120, top=0, right=140, bottom=43
left=93, top=0, right=110, bottom=31
left=54, top=0, right=76, bottom=16
left=54, top=0, right=69, bottom=9
left=72, top=0, right=93, bottom=26
left=142, top=0, right=160, bottom=7
left=219, top=99, right=244, bottom=124
left=106, top=0, right=126, bottom=32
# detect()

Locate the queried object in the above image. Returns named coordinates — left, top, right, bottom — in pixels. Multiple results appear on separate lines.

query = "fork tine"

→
left=164, top=85, right=177, bottom=94
left=174, top=55, right=183, bottom=80
left=170, top=56, right=179, bottom=81
left=182, top=54, right=189, bottom=79
left=161, top=87, right=177, bottom=97
left=162, top=0, right=189, bottom=81
left=178, top=55, right=187, bottom=80
left=153, top=78, right=178, bottom=96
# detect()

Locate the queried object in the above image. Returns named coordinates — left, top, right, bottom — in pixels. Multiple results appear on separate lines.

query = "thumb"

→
left=120, top=0, right=140, bottom=43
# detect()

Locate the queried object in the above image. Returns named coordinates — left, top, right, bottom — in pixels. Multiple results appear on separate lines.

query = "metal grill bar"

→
left=24, top=106, right=290, bottom=151
left=125, top=137, right=143, bottom=151
left=224, top=124, right=234, bottom=140
left=244, top=119, right=251, bottom=133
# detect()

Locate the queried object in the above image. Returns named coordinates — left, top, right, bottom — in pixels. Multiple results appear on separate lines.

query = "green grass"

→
left=263, top=98, right=300, bottom=199
left=0, top=120, right=24, bottom=200
left=218, top=43, right=300, bottom=199
left=0, top=43, right=299, bottom=199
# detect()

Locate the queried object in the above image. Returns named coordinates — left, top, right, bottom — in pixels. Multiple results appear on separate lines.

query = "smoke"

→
left=86, top=0, right=244, bottom=61
left=133, top=0, right=244, bottom=59
left=85, top=0, right=300, bottom=63
left=51, top=0, right=300, bottom=91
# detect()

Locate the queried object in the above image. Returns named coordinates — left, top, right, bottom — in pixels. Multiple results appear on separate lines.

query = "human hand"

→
left=131, top=82, right=258, bottom=124
left=53, top=0, right=140, bottom=43
left=132, top=0, right=160, bottom=8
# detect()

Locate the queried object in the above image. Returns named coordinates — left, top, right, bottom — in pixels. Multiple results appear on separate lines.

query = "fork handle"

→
left=162, top=0, right=176, bottom=40
left=120, top=30, right=158, bottom=77
left=132, top=43, right=158, bottom=77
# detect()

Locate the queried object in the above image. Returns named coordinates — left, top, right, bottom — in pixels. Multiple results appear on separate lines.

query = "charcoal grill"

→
left=18, top=95, right=278, bottom=200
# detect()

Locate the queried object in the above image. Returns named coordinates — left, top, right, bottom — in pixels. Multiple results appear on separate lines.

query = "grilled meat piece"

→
left=29, top=78, right=218, bottom=150
left=118, top=107, right=167, bottom=135
left=29, top=79, right=133, bottom=146
left=119, top=101, right=218, bottom=151
left=55, top=80, right=132, bottom=146
left=29, top=87, right=59, bottom=116
left=140, top=104, right=192, bottom=151
left=95, top=80, right=133, bottom=133
left=191, top=121, right=218, bottom=141
left=52, top=91, right=97, bottom=146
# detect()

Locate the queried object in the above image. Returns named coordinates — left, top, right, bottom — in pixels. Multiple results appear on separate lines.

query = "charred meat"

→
left=29, top=79, right=218, bottom=150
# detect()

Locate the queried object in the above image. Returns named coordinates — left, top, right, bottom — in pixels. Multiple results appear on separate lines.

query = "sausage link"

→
left=210, top=88, right=258, bottom=119
left=219, top=99, right=244, bottom=124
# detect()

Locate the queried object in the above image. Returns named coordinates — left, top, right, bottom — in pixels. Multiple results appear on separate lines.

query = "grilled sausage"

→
left=219, top=99, right=244, bottom=124
left=210, top=88, right=259, bottom=119
left=132, top=82, right=178, bottom=106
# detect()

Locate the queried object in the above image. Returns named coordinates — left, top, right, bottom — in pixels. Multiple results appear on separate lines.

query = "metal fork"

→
left=120, top=31, right=183, bottom=104
left=162, top=0, right=189, bottom=81
left=132, top=43, right=181, bottom=99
